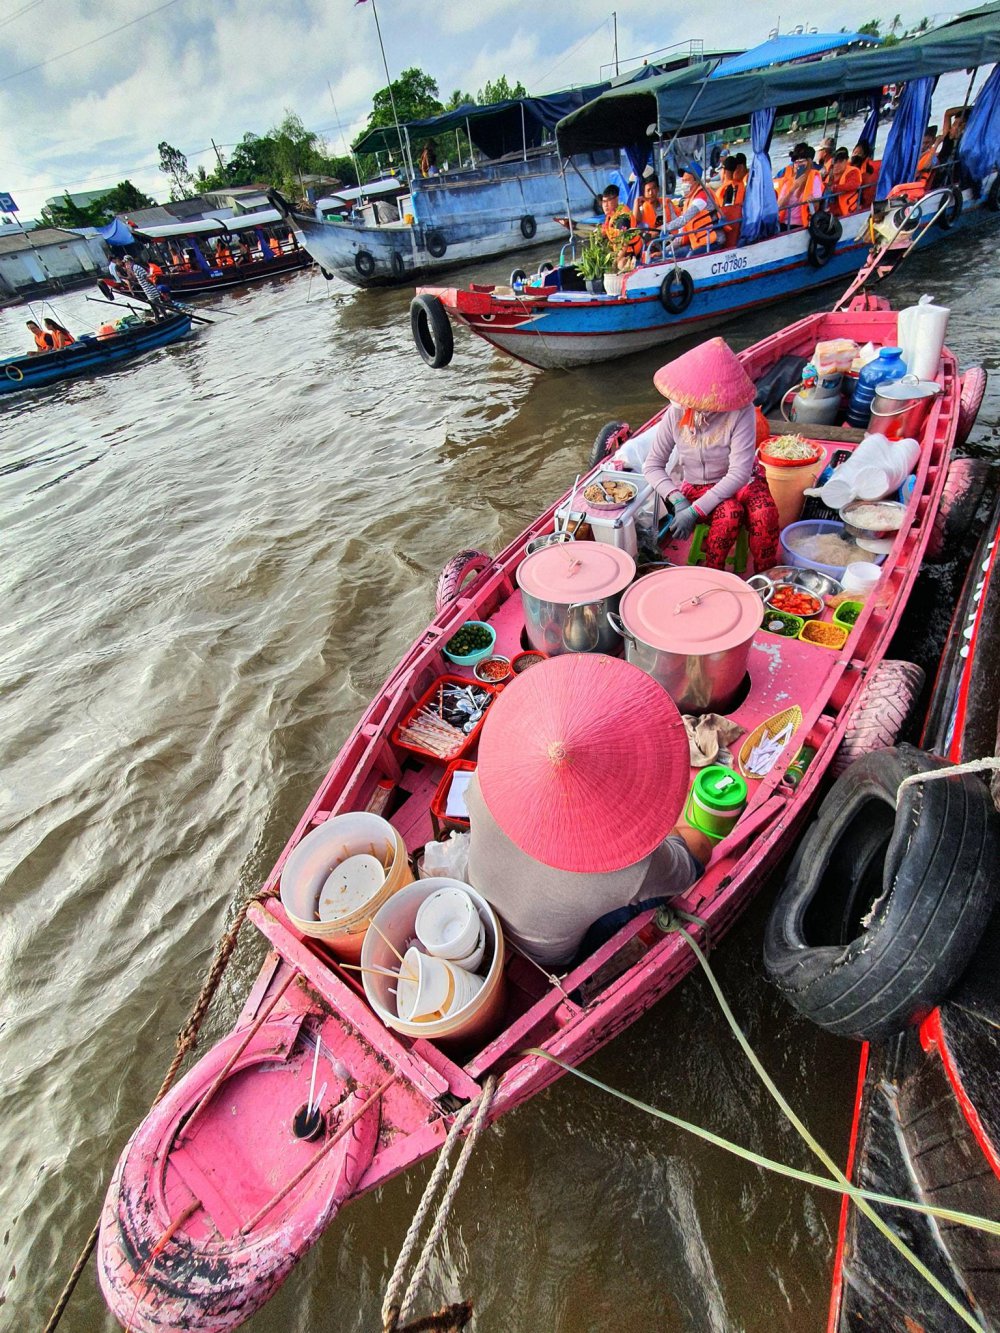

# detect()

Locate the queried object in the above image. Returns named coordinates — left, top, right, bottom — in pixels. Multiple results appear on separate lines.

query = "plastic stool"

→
left=686, top=523, right=749, bottom=573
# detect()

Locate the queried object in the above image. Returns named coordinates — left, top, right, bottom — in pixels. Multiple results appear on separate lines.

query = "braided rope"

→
left=42, top=888, right=274, bottom=1333
left=896, top=755, right=1000, bottom=805
left=382, top=1076, right=498, bottom=1333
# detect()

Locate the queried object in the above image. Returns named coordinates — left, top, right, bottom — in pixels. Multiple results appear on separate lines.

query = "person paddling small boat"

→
left=466, top=653, right=712, bottom=967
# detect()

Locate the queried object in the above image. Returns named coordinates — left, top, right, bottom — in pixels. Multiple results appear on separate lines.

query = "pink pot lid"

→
left=517, top=542, right=635, bottom=603
left=619, top=567, right=764, bottom=653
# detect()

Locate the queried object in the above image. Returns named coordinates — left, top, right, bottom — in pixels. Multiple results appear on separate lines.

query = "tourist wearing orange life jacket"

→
left=825, top=149, right=865, bottom=216
left=915, top=127, right=938, bottom=182
left=663, top=162, right=719, bottom=253
left=851, top=139, right=880, bottom=208
left=147, top=259, right=164, bottom=283
left=43, top=318, right=75, bottom=349
left=775, top=143, right=823, bottom=228
left=717, top=156, right=745, bottom=247
left=26, top=320, right=54, bottom=353
left=600, top=184, right=642, bottom=269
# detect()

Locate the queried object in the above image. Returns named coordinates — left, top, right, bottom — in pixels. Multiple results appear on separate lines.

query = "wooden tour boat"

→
left=97, top=296, right=980, bottom=1331
left=411, top=5, right=1000, bottom=371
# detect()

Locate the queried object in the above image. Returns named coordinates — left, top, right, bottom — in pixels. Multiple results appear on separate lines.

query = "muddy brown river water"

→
left=3, top=94, right=1000, bottom=1332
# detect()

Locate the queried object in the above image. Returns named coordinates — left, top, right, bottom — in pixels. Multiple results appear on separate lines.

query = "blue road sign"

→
left=0, top=193, right=18, bottom=214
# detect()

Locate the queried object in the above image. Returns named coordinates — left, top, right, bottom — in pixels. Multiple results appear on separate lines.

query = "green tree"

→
left=915, top=15, right=930, bottom=33
left=357, top=66, right=443, bottom=141
left=158, top=141, right=196, bottom=199
left=444, top=88, right=474, bottom=110
left=857, top=19, right=881, bottom=36
left=477, top=75, right=528, bottom=104
left=41, top=180, right=156, bottom=227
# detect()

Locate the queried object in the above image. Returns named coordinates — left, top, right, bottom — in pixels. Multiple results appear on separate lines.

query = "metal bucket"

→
left=524, top=530, right=575, bottom=557
left=520, top=589, right=625, bottom=655
left=868, top=375, right=942, bottom=441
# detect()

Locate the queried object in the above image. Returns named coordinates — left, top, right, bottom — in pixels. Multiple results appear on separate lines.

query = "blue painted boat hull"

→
left=0, top=313, right=193, bottom=395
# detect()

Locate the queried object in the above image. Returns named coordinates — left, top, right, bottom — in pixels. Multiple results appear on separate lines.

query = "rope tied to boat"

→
left=41, top=886, right=275, bottom=1333
left=381, top=1075, right=498, bottom=1333
left=895, top=755, right=1000, bottom=806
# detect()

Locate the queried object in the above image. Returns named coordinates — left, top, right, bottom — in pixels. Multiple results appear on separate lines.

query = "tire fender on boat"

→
left=510, top=268, right=528, bottom=287
left=320, top=267, right=334, bottom=281
left=659, top=268, right=694, bottom=315
left=955, top=365, right=988, bottom=447
left=937, top=187, right=964, bottom=230
left=391, top=251, right=406, bottom=279
left=435, top=549, right=492, bottom=614
left=590, top=421, right=630, bottom=468
left=520, top=215, right=537, bottom=240
left=426, top=231, right=448, bottom=259
left=98, top=279, right=115, bottom=301
left=763, top=745, right=1000, bottom=1042
left=832, top=659, right=924, bottom=776
left=926, top=454, right=991, bottom=559
left=410, top=294, right=454, bottom=370
left=355, top=249, right=376, bottom=278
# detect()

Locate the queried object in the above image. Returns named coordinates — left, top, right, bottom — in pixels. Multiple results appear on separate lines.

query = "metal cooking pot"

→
left=516, top=542, right=635, bottom=656
left=868, top=374, right=942, bottom=441
left=609, top=566, right=764, bottom=712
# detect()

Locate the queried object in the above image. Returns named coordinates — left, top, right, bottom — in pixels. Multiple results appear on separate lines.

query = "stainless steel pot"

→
left=868, top=374, right=941, bottom=440
left=521, top=589, right=625, bottom=655
left=608, top=567, right=765, bottom=712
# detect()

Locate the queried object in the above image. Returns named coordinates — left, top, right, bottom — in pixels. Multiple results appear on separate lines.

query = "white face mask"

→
left=680, top=181, right=693, bottom=198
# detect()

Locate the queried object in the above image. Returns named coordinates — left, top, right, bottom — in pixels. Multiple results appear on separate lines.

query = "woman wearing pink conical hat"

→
left=465, top=654, right=712, bottom=967
left=642, top=337, right=780, bottom=572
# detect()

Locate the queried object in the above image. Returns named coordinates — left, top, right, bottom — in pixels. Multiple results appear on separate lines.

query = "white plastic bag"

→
left=421, top=831, right=470, bottom=881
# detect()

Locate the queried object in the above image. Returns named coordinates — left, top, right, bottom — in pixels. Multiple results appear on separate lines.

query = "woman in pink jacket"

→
left=643, top=337, right=780, bottom=572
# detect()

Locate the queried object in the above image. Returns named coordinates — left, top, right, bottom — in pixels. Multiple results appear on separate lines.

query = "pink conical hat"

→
left=652, top=337, right=756, bottom=412
left=476, top=654, right=689, bottom=873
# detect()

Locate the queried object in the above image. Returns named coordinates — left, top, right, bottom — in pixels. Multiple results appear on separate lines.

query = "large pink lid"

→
left=619, top=567, right=763, bottom=653
left=517, top=542, right=635, bottom=603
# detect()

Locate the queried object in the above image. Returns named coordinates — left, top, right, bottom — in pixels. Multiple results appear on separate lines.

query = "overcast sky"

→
left=0, top=1, right=952, bottom=221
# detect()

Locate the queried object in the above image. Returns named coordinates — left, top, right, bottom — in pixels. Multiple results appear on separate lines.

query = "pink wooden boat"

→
left=98, top=297, right=970, bottom=1331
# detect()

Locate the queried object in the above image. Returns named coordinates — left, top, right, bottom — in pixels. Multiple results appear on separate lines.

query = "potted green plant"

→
left=576, top=231, right=613, bottom=294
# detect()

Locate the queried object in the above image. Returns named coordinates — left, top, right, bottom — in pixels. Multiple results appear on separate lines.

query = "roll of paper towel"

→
left=898, top=295, right=949, bottom=382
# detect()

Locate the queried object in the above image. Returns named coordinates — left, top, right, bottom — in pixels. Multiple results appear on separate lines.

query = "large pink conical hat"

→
left=652, top=336, right=756, bottom=412
left=476, top=653, right=689, bottom=873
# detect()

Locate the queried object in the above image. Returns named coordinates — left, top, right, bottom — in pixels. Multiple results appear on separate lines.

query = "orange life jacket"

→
left=32, top=328, right=51, bottom=352
left=632, top=198, right=660, bottom=230
left=680, top=185, right=719, bottom=251
left=719, top=179, right=745, bottom=246
left=829, top=164, right=864, bottom=216
left=147, top=261, right=163, bottom=281
left=603, top=204, right=641, bottom=259
left=777, top=165, right=822, bottom=228
left=859, top=158, right=879, bottom=208
left=48, top=328, right=74, bottom=349
left=916, top=147, right=936, bottom=182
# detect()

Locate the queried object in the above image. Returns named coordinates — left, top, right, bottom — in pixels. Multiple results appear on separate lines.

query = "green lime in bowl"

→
left=442, top=620, right=496, bottom=666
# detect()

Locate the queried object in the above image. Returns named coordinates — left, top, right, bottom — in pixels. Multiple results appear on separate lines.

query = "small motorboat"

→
left=98, top=296, right=981, bottom=1331
left=0, top=311, right=193, bottom=395
left=820, top=494, right=1000, bottom=1333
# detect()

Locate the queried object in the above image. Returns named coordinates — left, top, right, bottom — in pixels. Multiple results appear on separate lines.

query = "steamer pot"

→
left=517, top=542, right=635, bottom=655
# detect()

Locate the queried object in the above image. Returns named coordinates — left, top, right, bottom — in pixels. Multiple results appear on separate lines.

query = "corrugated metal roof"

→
left=0, top=227, right=88, bottom=255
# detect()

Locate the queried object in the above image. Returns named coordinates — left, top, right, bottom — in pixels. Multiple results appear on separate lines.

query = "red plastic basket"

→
left=430, top=759, right=478, bottom=833
left=392, top=674, right=498, bottom=764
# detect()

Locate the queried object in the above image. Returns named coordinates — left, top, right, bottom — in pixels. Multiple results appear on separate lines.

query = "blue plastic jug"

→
left=846, top=347, right=908, bottom=429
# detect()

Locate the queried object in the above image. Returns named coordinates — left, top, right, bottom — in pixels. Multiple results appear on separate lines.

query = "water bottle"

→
left=846, top=347, right=908, bottom=429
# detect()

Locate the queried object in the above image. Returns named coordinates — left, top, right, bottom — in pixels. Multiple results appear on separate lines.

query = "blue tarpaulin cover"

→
left=741, top=108, right=779, bottom=244
left=97, top=217, right=136, bottom=246
left=710, top=32, right=880, bottom=79
left=876, top=76, right=936, bottom=197
left=960, top=64, right=1000, bottom=183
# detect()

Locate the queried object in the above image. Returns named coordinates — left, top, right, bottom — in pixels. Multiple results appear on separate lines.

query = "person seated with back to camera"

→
left=643, top=336, right=780, bottom=573
left=466, top=652, right=712, bottom=969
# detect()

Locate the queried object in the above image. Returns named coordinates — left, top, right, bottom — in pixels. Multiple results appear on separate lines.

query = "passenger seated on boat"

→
left=466, top=653, right=711, bottom=968
left=26, top=320, right=54, bottom=354
left=600, top=184, right=641, bottom=268
left=632, top=178, right=667, bottom=236
left=825, top=149, right=864, bottom=216
left=43, top=318, right=74, bottom=349
left=643, top=337, right=780, bottom=573
left=717, top=156, right=745, bottom=247
left=815, top=137, right=836, bottom=175
left=775, top=144, right=823, bottom=228
left=916, top=128, right=938, bottom=182
left=662, top=163, right=719, bottom=254
left=851, top=140, right=880, bottom=208
left=733, top=153, right=749, bottom=185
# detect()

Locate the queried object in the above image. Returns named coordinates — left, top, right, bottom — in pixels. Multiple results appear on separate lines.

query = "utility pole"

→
left=613, top=11, right=619, bottom=75
left=211, top=139, right=226, bottom=174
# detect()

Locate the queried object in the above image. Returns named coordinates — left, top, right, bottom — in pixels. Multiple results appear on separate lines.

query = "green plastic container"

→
left=833, top=600, right=863, bottom=629
left=684, top=765, right=749, bottom=841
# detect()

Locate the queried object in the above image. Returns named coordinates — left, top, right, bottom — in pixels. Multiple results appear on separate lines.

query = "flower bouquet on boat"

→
left=98, top=299, right=984, bottom=1332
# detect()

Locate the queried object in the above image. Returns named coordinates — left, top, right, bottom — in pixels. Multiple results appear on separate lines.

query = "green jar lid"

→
left=692, top=765, right=748, bottom=811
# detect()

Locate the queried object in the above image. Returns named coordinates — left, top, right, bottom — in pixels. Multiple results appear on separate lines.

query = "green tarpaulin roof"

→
left=556, top=3, right=1000, bottom=154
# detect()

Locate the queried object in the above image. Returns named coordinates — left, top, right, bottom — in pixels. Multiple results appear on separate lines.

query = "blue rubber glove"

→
left=669, top=497, right=699, bottom=541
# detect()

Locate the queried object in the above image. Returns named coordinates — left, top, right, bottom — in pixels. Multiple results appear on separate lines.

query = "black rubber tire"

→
left=355, top=249, right=376, bottom=278
left=937, top=187, right=964, bottom=230
left=410, top=294, right=454, bottom=369
left=391, top=251, right=406, bottom=279
left=590, top=421, right=629, bottom=468
left=808, top=210, right=843, bottom=244
left=659, top=268, right=694, bottom=315
left=538, top=261, right=554, bottom=276
left=98, top=279, right=115, bottom=301
left=807, top=235, right=836, bottom=268
left=510, top=268, right=528, bottom=287
left=764, top=745, right=1000, bottom=1042
left=320, top=267, right=333, bottom=281
left=987, top=174, right=1000, bottom=212
left=520, top=215, right=537, bottom=240
left=426, top=231, right=447, bottom=259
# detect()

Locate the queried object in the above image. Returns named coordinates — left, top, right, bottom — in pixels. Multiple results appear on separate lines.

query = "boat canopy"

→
left=556, top=2, right=1000, bottom=153
left=318, top=179, right=403, bottom=206
left=97, top=217, right=137, bottom=246
left=710, top=31, right=881, bottom=79
left=135, top=208, right=282, bottom=239
left=353, top=80, right=613, bottom=161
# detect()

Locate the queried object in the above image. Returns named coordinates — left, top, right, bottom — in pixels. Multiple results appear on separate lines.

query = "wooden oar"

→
left=85, top=294, right=214, bottom=326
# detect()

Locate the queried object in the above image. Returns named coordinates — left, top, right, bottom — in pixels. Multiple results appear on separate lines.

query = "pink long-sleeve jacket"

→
left=643, top=403, right=757, bottom=516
